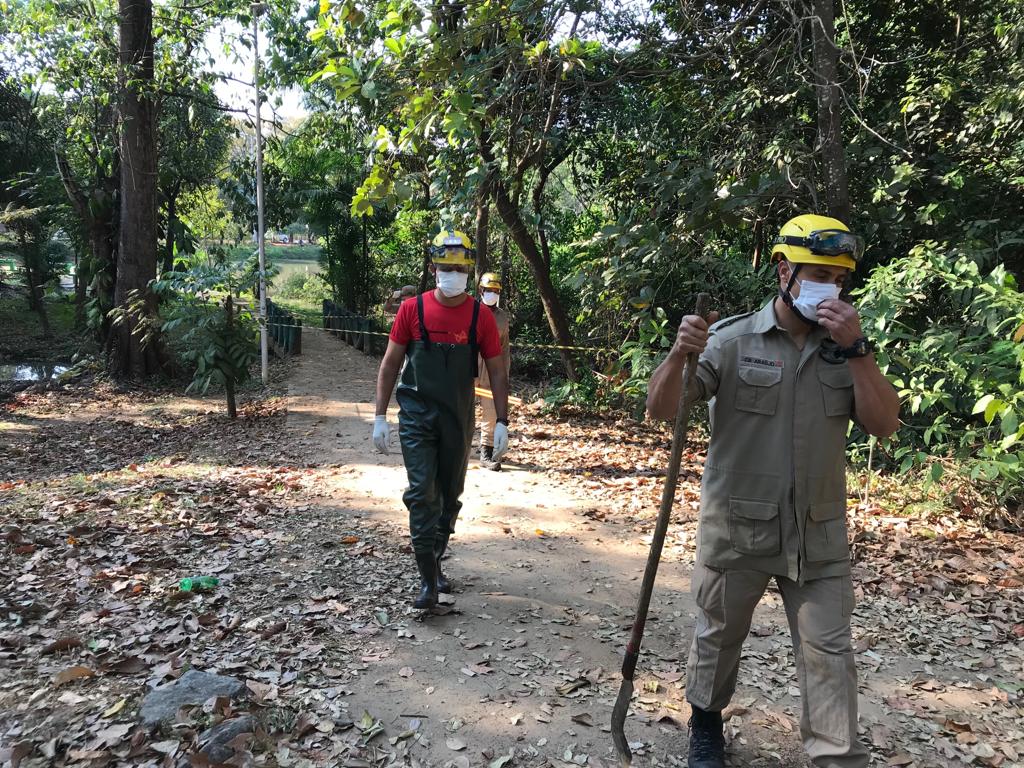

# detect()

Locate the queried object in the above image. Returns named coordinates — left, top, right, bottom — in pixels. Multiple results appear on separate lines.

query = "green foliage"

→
left=374, top=208, right=432, bottom=292
left=221, top=244, right=322, bottom=263
left=181, top=185, right=241, bottom=245
left=274, top=270, right=332, bottom=304
left=859, top=242, right=1024, bottom=514
left=152, top=253, right=259, bottom=402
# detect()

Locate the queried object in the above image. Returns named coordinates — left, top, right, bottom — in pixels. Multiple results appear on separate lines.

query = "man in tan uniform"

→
left=647, top=214, right=900, bottom=768
left=477, top=272, right=511, bottom=470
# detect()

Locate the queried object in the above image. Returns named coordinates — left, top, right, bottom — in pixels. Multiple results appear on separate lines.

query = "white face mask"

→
left=791, top=279, right=840, bottom=321
left=435, top=270, right=468, bottom=298
left=481, top=291, right=500, bottom=307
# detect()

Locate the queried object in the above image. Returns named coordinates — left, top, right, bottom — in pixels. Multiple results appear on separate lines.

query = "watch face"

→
left=848, top=339, right=869, bottom=357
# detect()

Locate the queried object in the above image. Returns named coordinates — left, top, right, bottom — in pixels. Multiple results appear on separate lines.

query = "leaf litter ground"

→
left=0, top=331, right=1021, bottom=768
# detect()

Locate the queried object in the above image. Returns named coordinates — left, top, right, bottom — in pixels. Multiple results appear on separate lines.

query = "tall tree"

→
left=0, top=71, right=63, bottom=335
left=2, top=1, right=122, bottom=332
left=158, top=93, right=232, bottom=273
left=308, top=0, right=622, bottom=379
left=112, top=0, right=162, bottom=376
left=808, top=0, right=851, bottom=223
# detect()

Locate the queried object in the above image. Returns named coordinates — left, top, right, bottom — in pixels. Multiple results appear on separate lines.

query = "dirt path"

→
left=277, top=329, right=812, bottom=768
left=279, top=328, right=1024, bottom=768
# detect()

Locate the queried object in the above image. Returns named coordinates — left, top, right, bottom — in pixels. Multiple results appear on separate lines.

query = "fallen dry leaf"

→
left=52, top=666, right=95, bottom=687
left=41, top=636, right=83, bottom=655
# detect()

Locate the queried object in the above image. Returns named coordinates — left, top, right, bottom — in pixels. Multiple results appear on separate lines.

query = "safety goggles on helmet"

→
left=774, top=229, right=864, bottom=262
left=428, top=245, right=475, bottom=264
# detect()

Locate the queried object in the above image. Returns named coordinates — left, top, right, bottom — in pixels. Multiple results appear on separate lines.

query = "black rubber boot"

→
left=412, top=551, right=438, bottom=609
left=435, top=534, right=452, bottom=594
left=687, top=706, right=725, bottom=768
left=481, top=444, right=499, bottom=471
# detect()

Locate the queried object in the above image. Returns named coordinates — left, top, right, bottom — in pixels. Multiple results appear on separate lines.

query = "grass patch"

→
left=221, top=243, right=322, bottom=263
left=0, top=296, right=92, bottom=362
left=271, top=296, right=323, bottom=327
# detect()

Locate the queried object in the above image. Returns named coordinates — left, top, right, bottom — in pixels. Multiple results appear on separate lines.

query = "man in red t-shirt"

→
left=373, top=229, right=510, bottom=610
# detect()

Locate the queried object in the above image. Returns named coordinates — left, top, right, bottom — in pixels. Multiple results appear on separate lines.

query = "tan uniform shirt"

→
left=694, top=300, right=855, bottom=582
left=478, top=305, right=510, bottom=387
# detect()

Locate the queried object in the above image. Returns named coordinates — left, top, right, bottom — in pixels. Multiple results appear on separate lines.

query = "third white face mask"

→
left=481, top=291, right=500, bottom=307
left=792, top=279, right=840, bottom=321
left=436, top=270, right=469, bottom=298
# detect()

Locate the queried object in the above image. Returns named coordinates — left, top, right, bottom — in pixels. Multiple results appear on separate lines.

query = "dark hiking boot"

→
left=481, top=444, right=500, bottom=471
left=435, top=534, right=452, bottom=594
left=687, top=706, right=725, bottom=768
left=413, top=551, right=438, bottom=609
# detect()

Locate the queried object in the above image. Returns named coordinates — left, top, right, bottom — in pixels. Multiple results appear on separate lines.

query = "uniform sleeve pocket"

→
left=729, top=498, right=780, bottom=556
left=817, top=365, right=853, bottom=417
left=735, top=366, right=783, bottom=415
left=805, top=501, right=850, bottom=563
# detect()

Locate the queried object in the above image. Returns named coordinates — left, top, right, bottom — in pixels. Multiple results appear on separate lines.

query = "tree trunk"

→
left=112, top=0, right=163, bottom=377
left=89, top=224, right=117, bottom=337
left=500, top=234, right=511, bottom=309
left=73, top=250, right=86, bottom=328
left=55, top=152, right=118, bottom=336
left=809, top=0, right=851, bottom=224
left=361, top=217, right=369, bottom=315
left=225, top=293, right=237, bottom=418
left=418, top=247, right=431, bottom=294
left=490, top=180, right=576, bottom=381
left=19, top=231, right=51, bottom=336
left=751, top=217, right=764, bottom=270
left=474, top=194, right=490, bottom=283
left=162, top=190, right=177, bottom=275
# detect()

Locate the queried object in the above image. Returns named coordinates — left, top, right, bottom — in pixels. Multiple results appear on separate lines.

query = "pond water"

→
left=268, top=260, right=320, bottom=297
left=0, top=363, right=70, bottom=382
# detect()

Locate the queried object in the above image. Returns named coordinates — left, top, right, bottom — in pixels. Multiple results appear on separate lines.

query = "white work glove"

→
left=373, top=415, right=390, bottom=454
left=491, top=422, right=509, bottom=462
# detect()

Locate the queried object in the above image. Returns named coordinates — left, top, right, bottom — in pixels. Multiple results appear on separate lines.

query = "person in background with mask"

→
left=477, top=272, right=512, bottom=470
left=372, top=228, right=510, bottom=609
left=646, top=214, right=899, bottom=768
left=384, top=284, right=418, bottom=316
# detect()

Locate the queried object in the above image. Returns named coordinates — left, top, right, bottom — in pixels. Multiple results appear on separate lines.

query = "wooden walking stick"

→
left=611, top=293, right=711, bottom=768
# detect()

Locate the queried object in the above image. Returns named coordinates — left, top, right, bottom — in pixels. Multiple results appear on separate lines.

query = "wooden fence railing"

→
left=322, top=300, right=386, bottom=357
left=267, top=299, right=302, bottom=355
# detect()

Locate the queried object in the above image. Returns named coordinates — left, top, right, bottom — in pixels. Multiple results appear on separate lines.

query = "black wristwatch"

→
left=496, top=417, right=509, bottom=426
left=839, top=337, right=873, bottom=359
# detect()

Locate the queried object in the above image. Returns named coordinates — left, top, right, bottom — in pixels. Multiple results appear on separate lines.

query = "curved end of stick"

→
left=611, top=679, right=634, bottom=768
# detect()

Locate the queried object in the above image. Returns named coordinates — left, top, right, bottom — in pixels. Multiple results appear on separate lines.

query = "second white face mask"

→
left=436, top=270, right=469, bottom=298
left=792, top=279, right=840, bottom=321
left=481, top=291, right=500, bottom=307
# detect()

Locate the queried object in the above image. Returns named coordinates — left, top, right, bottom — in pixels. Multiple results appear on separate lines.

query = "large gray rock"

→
left=198, top=715, right=257, bottom=763
left=139, top=670, right=245, bottom=728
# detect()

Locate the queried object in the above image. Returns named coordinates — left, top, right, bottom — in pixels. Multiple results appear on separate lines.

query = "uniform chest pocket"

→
left=735, top=366, right=783, bottom=415
left=818, top=365, right=853, bottom=417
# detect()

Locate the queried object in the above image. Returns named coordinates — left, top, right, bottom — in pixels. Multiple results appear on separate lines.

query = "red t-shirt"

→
left=389, top=291, right=502, bottom=359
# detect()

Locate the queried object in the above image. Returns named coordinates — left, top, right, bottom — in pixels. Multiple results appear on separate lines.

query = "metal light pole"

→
left=252, top=2, right=269, bottom=384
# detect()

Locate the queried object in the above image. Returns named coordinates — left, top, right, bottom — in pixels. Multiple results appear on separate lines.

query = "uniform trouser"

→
left=479, top=386, right=498, bottom=448
left=686, top=565, right=869, bottom=768
left=398, top=403, right=471, bottom=556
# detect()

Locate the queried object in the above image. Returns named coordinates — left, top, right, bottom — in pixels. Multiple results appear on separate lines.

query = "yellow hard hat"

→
left=772, top=214, right=863, bottom=272
left=429, top=228, right=475, bottom=266
left=479, top=272, right=502, bottom=291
